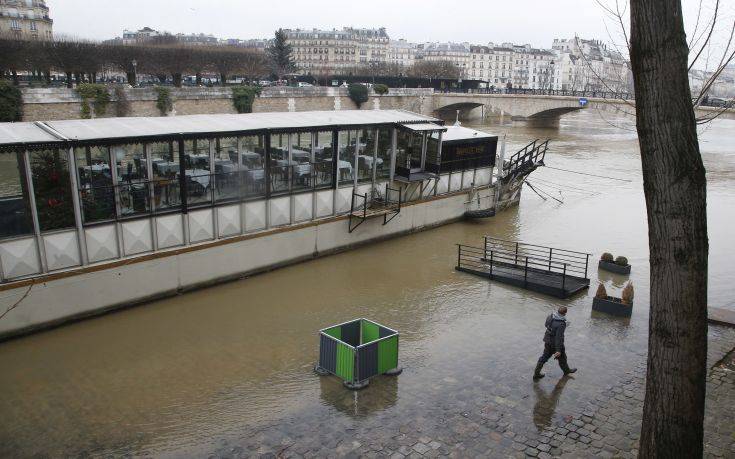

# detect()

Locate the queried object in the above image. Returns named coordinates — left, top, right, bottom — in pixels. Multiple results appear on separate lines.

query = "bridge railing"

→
left=438, top=87, right=634, bottom=100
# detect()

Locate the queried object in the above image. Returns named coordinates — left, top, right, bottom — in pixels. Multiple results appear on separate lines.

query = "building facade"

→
left=285, top=27, right=390, bottom=75
left=0, top=0, right=52, bottom=40
left=417, top=42, right=472, bottom=78
left=552, top=37, right=630, bottom=92
left=388, top=39, right=418, bottom=70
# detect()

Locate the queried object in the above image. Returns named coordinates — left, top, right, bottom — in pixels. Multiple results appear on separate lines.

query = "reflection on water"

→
left=0, top=112, right=733, bottom=457
left=319, top=374, right=399, bottom=417
left=533, top=376, right=573, bottom=432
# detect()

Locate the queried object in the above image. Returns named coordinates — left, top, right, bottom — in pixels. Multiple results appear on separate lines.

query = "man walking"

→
left=533, top=306, right=577, bottom=380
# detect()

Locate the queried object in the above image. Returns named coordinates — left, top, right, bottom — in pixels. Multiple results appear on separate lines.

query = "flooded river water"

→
left=1, top=112, right=734, bottom=457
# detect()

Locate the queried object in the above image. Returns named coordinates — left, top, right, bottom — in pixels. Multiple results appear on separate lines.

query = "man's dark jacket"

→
left=543, top=313, right=567, bottom=352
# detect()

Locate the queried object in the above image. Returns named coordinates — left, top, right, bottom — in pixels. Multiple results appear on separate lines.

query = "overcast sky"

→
left=48, top=0, right=734, bottom=54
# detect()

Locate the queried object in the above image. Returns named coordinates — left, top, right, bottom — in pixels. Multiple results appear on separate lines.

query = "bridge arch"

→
left=433, top=102, right=485, bottom=119
left=527, top=106, right=584, bottom=119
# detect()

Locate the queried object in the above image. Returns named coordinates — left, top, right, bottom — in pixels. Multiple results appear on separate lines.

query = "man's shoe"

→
left=564, top=368, right=577, bottom=375
left=533, top=362, right=546, bottom=380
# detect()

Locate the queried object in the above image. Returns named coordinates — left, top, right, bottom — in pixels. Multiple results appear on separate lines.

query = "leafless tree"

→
left=408, top=60, right=462, bottom=79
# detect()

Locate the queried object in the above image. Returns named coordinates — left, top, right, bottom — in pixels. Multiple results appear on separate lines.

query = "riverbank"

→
left=0, top=111, right=733, bottom=457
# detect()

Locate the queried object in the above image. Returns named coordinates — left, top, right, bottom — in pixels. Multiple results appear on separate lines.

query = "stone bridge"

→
left=19, top=86, right=735, bottom=125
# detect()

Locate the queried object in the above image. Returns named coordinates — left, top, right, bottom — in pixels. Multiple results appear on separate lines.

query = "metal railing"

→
left=483, top=236, right=591, bottom=279
left=349, top=184, right=401, bottom=233
left=440, top=87, right=634, bottom=100
left=503, top=139, right=548, bottom=176
left=457, top=239, right=587, bottom=291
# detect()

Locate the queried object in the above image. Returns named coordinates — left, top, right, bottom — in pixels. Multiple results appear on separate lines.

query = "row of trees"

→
left=0, top=36, right=269, bottom=88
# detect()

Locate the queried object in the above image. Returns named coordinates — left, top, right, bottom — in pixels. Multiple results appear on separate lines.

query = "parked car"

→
left=297, top=82, right=314, bottom=87
left=258, top=80, right=272, bottom=86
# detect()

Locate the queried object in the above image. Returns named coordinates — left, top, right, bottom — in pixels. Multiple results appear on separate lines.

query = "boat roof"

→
left=438, top=125, right=497, bottom=143
left=0, top=110, right=443, bottom=149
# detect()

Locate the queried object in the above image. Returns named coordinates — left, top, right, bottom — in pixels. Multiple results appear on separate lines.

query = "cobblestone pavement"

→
left=205, top=325, right=735, bottom=459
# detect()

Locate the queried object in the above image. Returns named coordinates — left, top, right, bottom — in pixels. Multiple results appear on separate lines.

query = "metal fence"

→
left=318, top=318, right=399, bottom=385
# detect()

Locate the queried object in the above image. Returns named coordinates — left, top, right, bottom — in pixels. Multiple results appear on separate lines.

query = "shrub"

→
left=595, top=283, right=608, bottom=299
left=232, top=85, right=261, bottom=114
left=76, top=83, right=110, bottom=118
left=373, top=83, right=389, bottom=95
left=114, top=87, right=131, bottom=117
left=622, top=282, right=634, bottom=304
left=347, top=83, right=369, bottom=108
left=0, top=80, right=23, bottom=122
left=615, top=256, right=629, bottom=266
left=155, top=87, right=173, bottom=116
left=600, top=252, right=614, bottom=262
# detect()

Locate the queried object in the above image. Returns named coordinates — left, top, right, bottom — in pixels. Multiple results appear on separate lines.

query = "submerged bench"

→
left=315, top=318, right=402, bottom=390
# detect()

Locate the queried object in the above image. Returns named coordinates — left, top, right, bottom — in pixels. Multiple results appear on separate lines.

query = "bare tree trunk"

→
left=630, top=1, right=709, bottom=457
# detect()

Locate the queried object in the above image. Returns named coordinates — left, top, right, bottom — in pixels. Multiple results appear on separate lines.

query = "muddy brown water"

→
left=0, top=112, right=733, bottom=457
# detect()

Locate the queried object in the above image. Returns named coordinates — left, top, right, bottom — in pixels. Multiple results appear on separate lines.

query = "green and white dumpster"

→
left=315, top=318, right=401, bottom=389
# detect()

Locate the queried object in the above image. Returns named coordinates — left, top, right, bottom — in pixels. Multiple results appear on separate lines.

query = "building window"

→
left=30, top=149, right=75, bottom=232
left=0, top=151, right=33, bottom=238
left=30, top=21, right=37, bottom=31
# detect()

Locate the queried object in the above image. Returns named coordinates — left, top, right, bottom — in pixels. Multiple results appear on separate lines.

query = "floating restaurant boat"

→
left=0, top=109, right=505, bottom=338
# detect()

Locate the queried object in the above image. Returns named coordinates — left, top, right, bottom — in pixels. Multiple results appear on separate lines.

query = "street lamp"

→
left=131, top=59, right=138, bottom=87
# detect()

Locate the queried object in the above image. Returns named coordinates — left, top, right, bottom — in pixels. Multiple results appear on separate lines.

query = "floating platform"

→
left=455, top=237, right=591, bottom=299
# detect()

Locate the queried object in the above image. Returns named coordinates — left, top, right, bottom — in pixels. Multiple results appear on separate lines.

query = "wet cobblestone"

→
left=206, top=325, right=735, bottom=458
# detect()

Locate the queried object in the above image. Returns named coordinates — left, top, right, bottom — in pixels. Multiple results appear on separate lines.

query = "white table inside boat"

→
left=358, top=155, right=384, bottom=169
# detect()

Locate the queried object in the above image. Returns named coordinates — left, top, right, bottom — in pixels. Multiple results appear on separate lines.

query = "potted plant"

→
left=598, top=252, right=631, bottom=275
left=592, top=282, right=634, bottom=317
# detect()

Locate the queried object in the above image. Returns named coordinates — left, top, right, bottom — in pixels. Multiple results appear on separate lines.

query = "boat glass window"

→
left=112, top=143, right=149, bottom=216
left=357, top=128, right=377, bottom=184
left=30, top=148, right=75, bottom=232
left=184, top=139, right=211, bottom=206
left=150, top=141, right=180, bottom=211
left=240, top=135, right=265, bottom=199
left=269, top=133, right=289, bottom=194
left=338, top=130, right=358, bottom=186
left=0, top=151, right=33, bottom=238
left=376, top=127, right=392, bottom=180
left=314, top=131, right=334, bottom=188
left=214, top=137, right=238, bottom=202
left=74, top=146, right=115, bottom=223
left=291, top=132, right=312, bottom=192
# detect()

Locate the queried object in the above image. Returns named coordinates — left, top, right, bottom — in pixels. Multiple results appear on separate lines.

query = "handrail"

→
left=484, top=236, right=592, bottom=256
left=456, top=243, right=588, bottom=280
left=484, top=237, right=590, bottom=278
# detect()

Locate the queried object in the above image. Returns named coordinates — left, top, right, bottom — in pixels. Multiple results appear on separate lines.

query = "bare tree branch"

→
left=689, top=0, right=719, bottom=71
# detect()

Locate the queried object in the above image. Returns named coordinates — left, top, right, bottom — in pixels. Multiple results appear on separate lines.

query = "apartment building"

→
left=0, top=0, right=52, bottom=40
left=285, top=27, right=390, bottom=75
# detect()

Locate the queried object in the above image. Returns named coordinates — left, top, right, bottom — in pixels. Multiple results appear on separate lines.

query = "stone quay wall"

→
left=19, top=86, right=434, bottom=122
